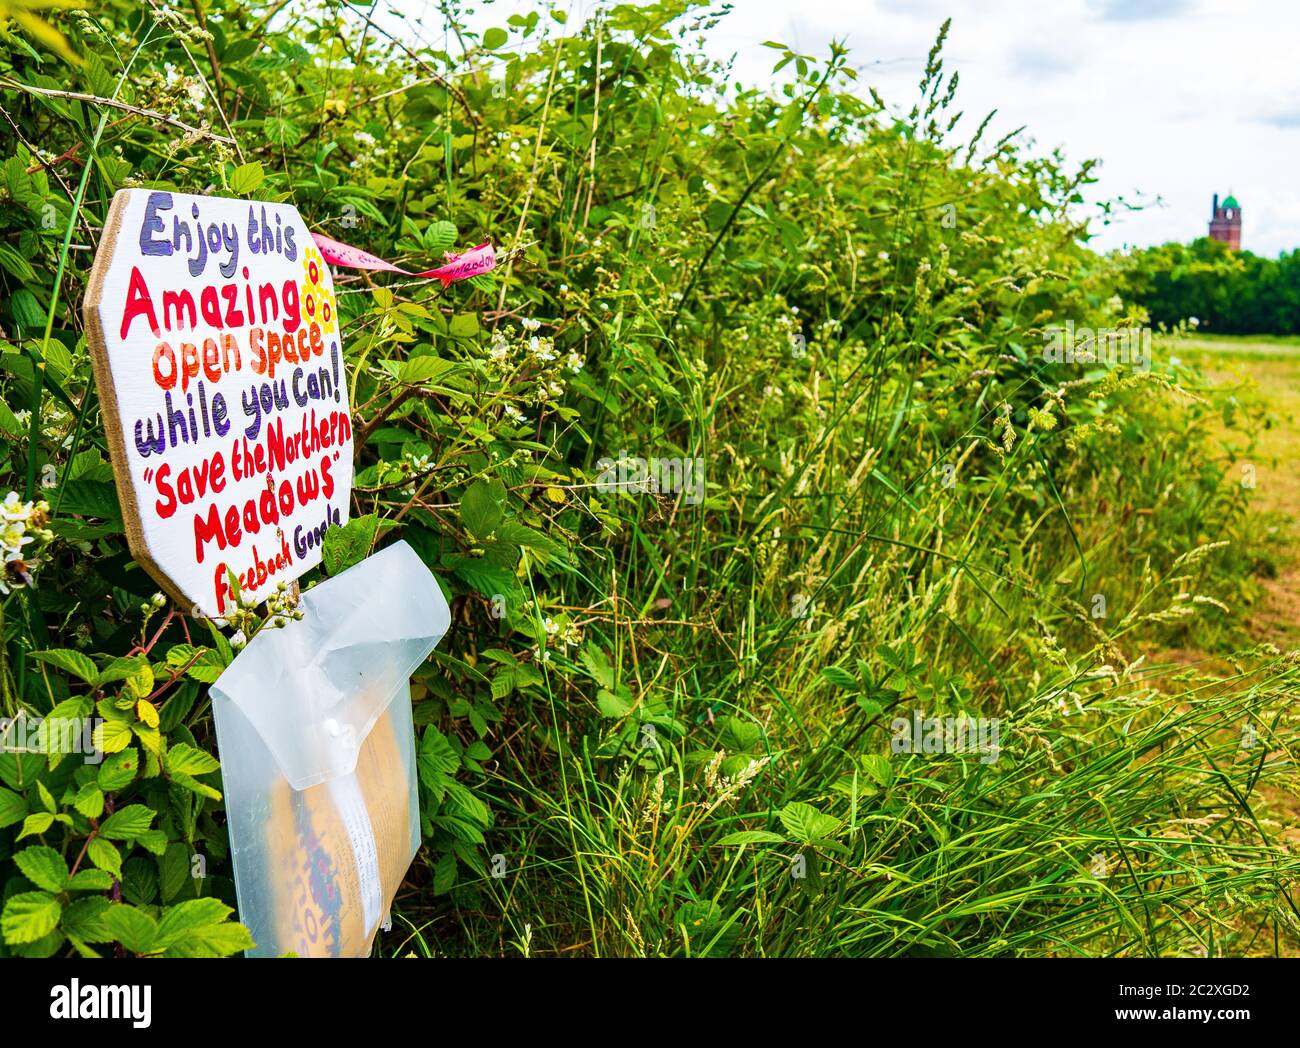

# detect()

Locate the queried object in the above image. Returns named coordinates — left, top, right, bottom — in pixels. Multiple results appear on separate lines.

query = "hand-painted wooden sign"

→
left=84, top=190, right=353, bottom=618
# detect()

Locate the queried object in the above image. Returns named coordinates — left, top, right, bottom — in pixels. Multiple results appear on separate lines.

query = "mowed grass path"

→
left=1173, top=334, right=1300, bottom=647
left=1171, top=333, right=1300, bottom=870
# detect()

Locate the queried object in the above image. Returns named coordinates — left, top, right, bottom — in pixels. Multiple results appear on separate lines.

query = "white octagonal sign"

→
left=84, top=189, right=353, bottom=617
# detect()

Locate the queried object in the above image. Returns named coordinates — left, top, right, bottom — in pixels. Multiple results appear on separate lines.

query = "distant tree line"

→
left=1120, top=238, right=1300, bottom=335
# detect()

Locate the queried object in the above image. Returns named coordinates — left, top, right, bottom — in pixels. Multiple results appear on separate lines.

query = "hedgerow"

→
left=0, top=0, right=1296, bottom=957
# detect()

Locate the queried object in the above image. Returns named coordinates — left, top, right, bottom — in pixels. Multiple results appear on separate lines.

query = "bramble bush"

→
left=0, top=0, right=1297, bottom=957
left=1122, top=235, right=1300, bottom=336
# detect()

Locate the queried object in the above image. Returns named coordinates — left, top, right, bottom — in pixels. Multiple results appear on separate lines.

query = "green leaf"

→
left=135, top=830, right=169, bottom=857
left=322, top=513, right=378, bottom=575
left=97, top=748, right=139, bottom=791
left=165, top=742, right=220, bottom=777
left=229, top=160, right=265, bottom=194
left=0, top=241, right=36, bottom=282
left=121, top=856, right=159, bottom=906
left=159, top=843, right=190, bottom=902
left=449, top=313, right=479, bottom=338
left=423, top=219, right=457, bottom=255
left=67, top=869, right=114, bottom=891
left=61, top=897, right=112, bottom=942
left=716, top=829, right=787, bottom=846
left=99, top=804, right=156, bottom=841
left=154, top=897, right=234, bottom=950
left=31, top=648, right=99, bottom=685
left=0, top=786, right=26, bottom=828
left=418, top=726, right=460, bottom=802
left=159, top=682, right=200, bottom=732
left=94, top=718, right=134, bottom=755
left=184, top=649, right=228, bottom=684
left=596, top=689, right=631, bottom=718
left=460, top=478, right=506, bottom=539
left=161, top=919, right=254, bottom=959
left=860, top=753, right=893, bottom=788
left=432, top=851, right=457, bottom=894
left=73, top=782, right=104, bottom=819
left=64, top=935, right=101, bottom=958
left=169, top=772, right=222, bottom=801
left=14, top=845, right=69, bottom=892
left=778, top=801, right=842, bottom=844
left=9, top=288, right=45, bottom=329
left=704, top=199, right=733, bottom=232
left=124, top=662, right=155, bottom=699
left=1, top=892, right=62, bottom=945
left=45, top=695, right=92, bottom=722
left=10, top=928, right=66, bottom=958
left=579, top=645, right=616, bottom=690
left=449, top=557, right=514, bottom=599
left=855, top=695, right=883, bottom=718
left=820, top=666, right=858, bottom=689
left=55, top=479, right=122, bottom=523
left=489, top=669, right=516, bottom=700
left=0, top=747, right=42, bottom=790
left=96, top=654, right=149, bottom=687
left=132, top=721, right=161, bottom=757
left=0, top=397, right=21, bottom=437
left=87, top=837, right=123, bottom=879
left=495, top=521, right=563, bottom=559
left=102, top=904, right=158, bottom=954
left=398, top=354, right=455, bottom=385
left=482, top=26, right=508, bottom=50
left=719, top=716, right=762, bottom=752
left=262, top=115, right=303, bottom=148
left=205, top=618, right=234, bottom=663
left=17, top=812, right=53, bottom=840
left=164, top=644, right=200, bottom=669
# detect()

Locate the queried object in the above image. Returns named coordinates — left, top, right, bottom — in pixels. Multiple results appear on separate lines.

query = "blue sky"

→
left=386, top=0, right=1300, bottom=257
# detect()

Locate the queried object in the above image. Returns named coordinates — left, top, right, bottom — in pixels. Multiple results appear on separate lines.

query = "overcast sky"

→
left=385, top=0, right=1300, bottom=257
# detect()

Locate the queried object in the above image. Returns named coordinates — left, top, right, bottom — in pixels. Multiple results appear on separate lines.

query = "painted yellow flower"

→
left=300, top=245, right=337, bottom=336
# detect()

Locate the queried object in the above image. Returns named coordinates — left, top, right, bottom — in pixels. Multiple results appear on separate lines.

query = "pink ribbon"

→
left=311, top=232, right=497, bottom=287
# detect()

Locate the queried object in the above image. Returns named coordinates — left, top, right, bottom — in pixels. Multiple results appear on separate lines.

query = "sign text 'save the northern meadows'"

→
left=84, top=190, right=352, bottom=617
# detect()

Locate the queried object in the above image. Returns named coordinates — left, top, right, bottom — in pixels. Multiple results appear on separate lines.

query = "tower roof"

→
left=1222, top=194, right=1239, bottom=209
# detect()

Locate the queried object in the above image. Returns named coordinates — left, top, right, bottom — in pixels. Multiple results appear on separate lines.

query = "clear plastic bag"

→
left=209, top=540, right=450, bottom=957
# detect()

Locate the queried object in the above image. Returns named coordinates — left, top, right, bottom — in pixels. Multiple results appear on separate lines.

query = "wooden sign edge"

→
left=82, top=188, right=196, bottom=615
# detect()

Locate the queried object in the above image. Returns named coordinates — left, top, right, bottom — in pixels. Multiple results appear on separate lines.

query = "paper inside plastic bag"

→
left=210, top=540, right=449, bottom=957
left=212, top=540, right=450, bottom=791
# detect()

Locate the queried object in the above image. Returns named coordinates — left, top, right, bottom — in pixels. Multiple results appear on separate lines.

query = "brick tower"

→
left=1208, top=193, right=1241, bottom=250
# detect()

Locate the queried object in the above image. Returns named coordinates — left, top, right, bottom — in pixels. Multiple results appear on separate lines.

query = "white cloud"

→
left=1007, top=45, right=1083, bottom=80
left=1085, top=0, right=1195, bottom=21
left=388, top=0, right=1300, bottom=256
